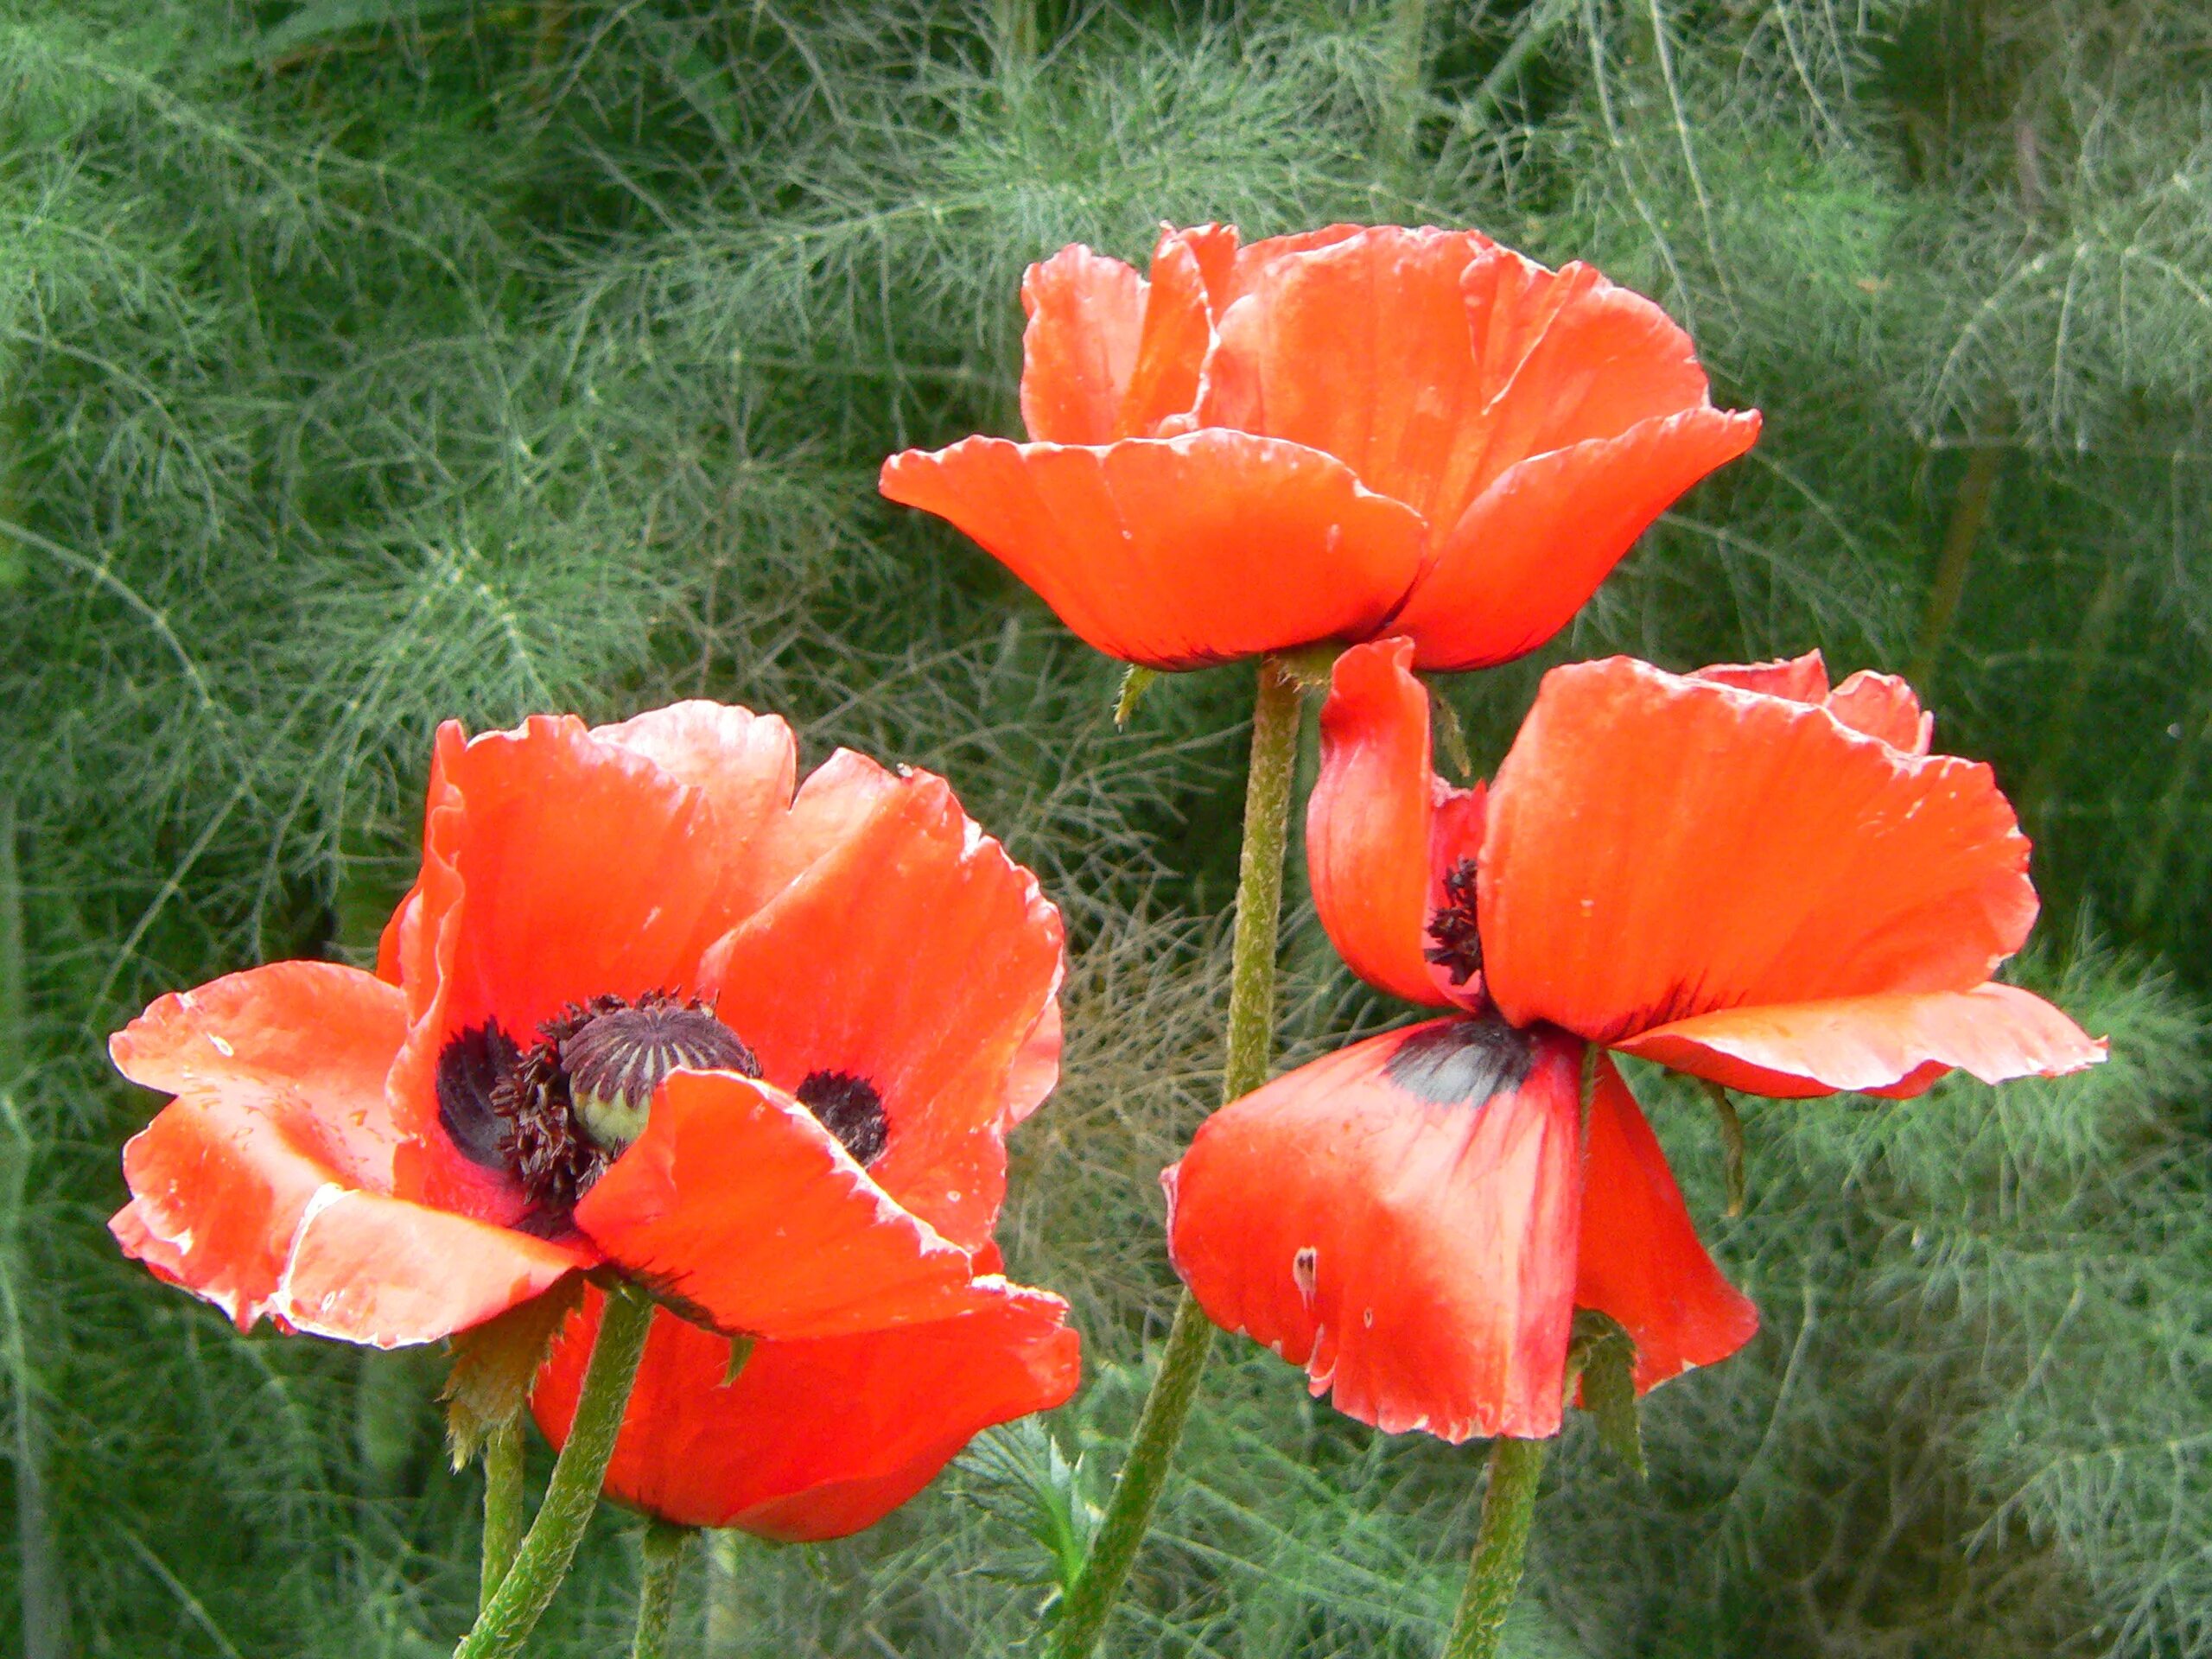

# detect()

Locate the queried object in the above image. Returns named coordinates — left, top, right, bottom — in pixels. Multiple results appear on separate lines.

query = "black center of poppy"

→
left=795, top=1070, right=889, bottom=1166
left=1383, top=1011, right=1535, bottom=1108
left=1422, top=858, right=1484, bottom=987
left=436, top=991, right=760, bottom=1234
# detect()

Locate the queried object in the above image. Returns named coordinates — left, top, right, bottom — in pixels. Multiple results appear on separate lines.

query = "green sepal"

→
left=1699, top=1078, right=1748, bottom=1217
left=1271, top=642, right=1341, bottom=690
left=1567, top=1307, right=1644, bottom=1478
left=1113, top=665, right=1157, bottom=727
left=722, top=1334, right=757, bottom=1387
left=442, top=1272, right=587, bottom=1468
left=1428, top=686, right=1476, bottom=782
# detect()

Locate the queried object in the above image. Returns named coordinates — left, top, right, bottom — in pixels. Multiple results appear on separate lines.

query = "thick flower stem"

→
left=452, top=1284, right=656, bottom=1659
left=628, top=1520, right=693, bottom=1659
left=1441, top=1437, right=1548, bottom=1659
left=1048, top=656, right=1305, bottom=1659
left=478, top=1419, right=526, bottom=1611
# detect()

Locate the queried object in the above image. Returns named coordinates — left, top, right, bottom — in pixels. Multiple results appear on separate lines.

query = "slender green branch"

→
left=629, top=1521, right=693, bottom=1659
left=1697, top=1078, right=1746, bottom=1218
left=478, top=1419, right=526, bottom=1611
left=1049, top=657, right=1306, bottom=1659
left=1441, top=1437, right=1548, bottom=1659
left=452, top=1286, right=656, bottom=1659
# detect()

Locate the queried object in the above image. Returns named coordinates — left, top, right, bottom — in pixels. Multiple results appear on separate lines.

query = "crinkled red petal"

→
left=1199, top=226, right=1507, bottom=527
left=592, top=702, right=799, bottom=893
left=1307, top=639, right=1475, bottom=1006
left=1696, top=653, right=1933, bottom=753
left=1392, top=407, right=1762, bottom=671
left=109, top=961, right=587, bottom=1342
left=1164, top=1020, right=1583, bottom=1440
left=702, top=754, right=1062, bottom=1248
left=1614, top=983, right=2107, bottom=1097
left=575, top=1071, right=1017, bottom=1340
left=384, top=715, right=783, bottom=1216
left=878, top=431, right=1427, bottom=669
left=1020, top=246, right=1147, bottom=445
left=531, top=1283, right=1078, bottom=1538
left=1574, top=1053, right=1758, bottom=1392
left=1480, top=658, right=2042, bottom=1052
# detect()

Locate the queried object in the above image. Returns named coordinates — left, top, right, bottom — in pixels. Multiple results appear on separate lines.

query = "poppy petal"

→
left=1213, top=224, right=1370, bottom=306
left=1693, top=652, right=1832, bottom=702
left=573, top=1071, right=1011, bottom=1339
left=111, top=961, right=410, bottom=1154
left=1164, top=1018, right=1583, bottom=1440
left=110, top=963, right=588, bottom=1341
left=1391, top=407, right=1763, bottom=671
left=879, top=431, right=1427, bottom=669
left=1458, top=255, right=1726, bottom=483
left=592, top=702, right=799, bottom=899
left=1574, top=1054, right=1758, bottom=1392
left=1307, top=639, right=1473, bottom=1006
left=1115, top=229, right=1214, bottom=436
left=1614, top=983, right=2107, bottom=1098
left=1200, top=226, right=1505, bottom=526
left=1020, top=246, right=1146, bottom=445
left=268, top=1191, right=588, bottom=1348
left=384, top=716, right=767, bottom=1214
left=1697, top=654, right=1933, bottom=753
left=1827, top=670, right=1934, bottom=753
left=1480, top=658, right=2041, bottom=1048
left=702, top=756, right=1062, bottom=1248
left=531, top=1283, right=1078, bottom=1538
left=404, top=716, right=732, bottom=1039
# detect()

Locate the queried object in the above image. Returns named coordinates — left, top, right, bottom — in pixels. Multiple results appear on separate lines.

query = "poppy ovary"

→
left=557, top=995, right=760, bottom=1153
left=1421, top=858, right=1483, bottom=987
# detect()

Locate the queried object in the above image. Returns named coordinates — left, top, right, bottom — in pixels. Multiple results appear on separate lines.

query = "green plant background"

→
left=3, top=1, right=2208, bottom=1654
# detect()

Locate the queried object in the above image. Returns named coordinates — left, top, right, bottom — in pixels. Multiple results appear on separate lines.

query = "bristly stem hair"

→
left=452, top=1284, right=657, bottom=1659
left=1048, top=655, right=1306, bottom=1658
left=628, top=1520, right=694, bottom=1659
left=1441, top=1436, right=1548, bottom=1659
left=478, top=1419, right=526, bottom=1611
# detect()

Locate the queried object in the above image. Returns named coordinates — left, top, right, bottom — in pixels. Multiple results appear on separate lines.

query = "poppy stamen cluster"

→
left=1422, top=860, right=1484, bottom=987
left=792, top=1070, right=890, bottom=1166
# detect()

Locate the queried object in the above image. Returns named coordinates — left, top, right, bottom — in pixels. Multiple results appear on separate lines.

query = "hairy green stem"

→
left=1441, top=1437, right=1548, bottom=1659
left=1049, top=657, right=1305, bottom=1658
left=478, top=1419, right=526, bottom=1611
left=453, top=1285, right=655, bottom=1659
left=629, top=1521, right=693, bottom=1659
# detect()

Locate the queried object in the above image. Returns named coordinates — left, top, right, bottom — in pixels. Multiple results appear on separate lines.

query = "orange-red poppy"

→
left=880, top=223, right=1760, bottom=671
left=111, top=703, right=1077, bottom=1524
left=1165, top=642, right=2103, bottom=1440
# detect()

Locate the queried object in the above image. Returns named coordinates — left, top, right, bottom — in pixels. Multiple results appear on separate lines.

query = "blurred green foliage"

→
left=1, top=0, right=2207, bottom=1654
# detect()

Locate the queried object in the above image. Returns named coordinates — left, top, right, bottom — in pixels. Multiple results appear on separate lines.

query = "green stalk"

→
left=478, top=1419, right=526, bottom=1611
left=1440, top=1437, right=1548, bottom=1659
left=1049, top=656, right=1306, bottom=1659
left=452, top=1285, right=656, bottom=1659
left=628, top=1521, right=693, bottom=1659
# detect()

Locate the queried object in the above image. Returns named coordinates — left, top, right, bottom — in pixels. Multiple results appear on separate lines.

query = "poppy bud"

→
left=562, top=1000, right=755, bottom=1152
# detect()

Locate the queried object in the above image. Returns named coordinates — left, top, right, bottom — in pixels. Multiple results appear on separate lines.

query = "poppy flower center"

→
left=437, top=992, right=759, bottom=1233
left=1423, top=858, right=1483, bottom=987
left=435, top=995, right=899, bottom=1235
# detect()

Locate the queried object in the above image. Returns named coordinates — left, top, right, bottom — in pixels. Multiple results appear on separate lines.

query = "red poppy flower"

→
left=110, top=702, right=1077, bottom=1502
left=880, top=223, right=1760, bottom=671
left=1164, top=642, right=2103, bottom=1441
